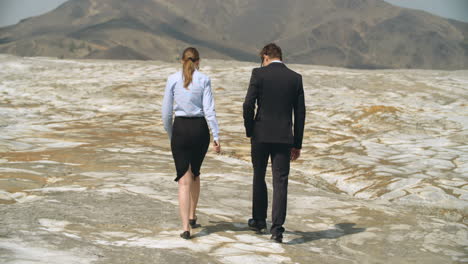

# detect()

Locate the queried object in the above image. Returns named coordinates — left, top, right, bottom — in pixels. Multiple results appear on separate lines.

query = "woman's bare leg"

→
left=178, top=167, right=194, bottom=232
left=190, top=176, right=200, bottom=220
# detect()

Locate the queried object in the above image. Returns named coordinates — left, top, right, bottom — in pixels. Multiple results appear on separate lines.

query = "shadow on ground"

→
left=193, top=221, right=252, bottom=238
left=193, top=221, right=366, bottom=245
left=286, top=223, right=366, bottom=245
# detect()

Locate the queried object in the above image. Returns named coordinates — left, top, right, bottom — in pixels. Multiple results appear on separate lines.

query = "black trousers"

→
left=251, top=139, right=291, bottom=235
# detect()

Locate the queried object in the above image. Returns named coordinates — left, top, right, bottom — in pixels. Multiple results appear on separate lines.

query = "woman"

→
left=162, top=47, right=221, bottom=240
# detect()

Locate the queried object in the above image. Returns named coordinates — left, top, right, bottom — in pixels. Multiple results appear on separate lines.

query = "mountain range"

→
left=1, top=0, right=467, bottom=69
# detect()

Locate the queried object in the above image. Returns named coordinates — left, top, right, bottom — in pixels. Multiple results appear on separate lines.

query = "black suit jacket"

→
left=243, top=62, right=306, bottom=149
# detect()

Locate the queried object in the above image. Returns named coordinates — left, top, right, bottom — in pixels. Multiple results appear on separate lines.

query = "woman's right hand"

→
left=213, top=141, right=221, bottom=153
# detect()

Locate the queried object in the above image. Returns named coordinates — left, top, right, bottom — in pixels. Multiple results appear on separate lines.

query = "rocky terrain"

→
left=0, top=55, right=467, bottom=263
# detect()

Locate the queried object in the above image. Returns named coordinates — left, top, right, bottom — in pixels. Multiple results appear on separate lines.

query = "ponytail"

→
left=181, top=47, right=200, bottom=89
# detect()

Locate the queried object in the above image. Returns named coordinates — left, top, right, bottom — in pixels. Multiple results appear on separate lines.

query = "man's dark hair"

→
left=259, top=43, right=282, bottom=61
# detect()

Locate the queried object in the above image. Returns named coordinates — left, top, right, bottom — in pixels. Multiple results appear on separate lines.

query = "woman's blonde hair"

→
left=181, top=47, right=200, bottom=88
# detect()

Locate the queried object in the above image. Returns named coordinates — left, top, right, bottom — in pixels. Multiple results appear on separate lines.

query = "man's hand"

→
left=213, top=141, right=221, bottom=153
left=291, top=148, right=301, bottom=161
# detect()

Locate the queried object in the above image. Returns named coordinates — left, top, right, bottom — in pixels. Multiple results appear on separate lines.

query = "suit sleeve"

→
left=243, top=68, right=259, bottom=137
left=293, top=74, right=306, bottom=149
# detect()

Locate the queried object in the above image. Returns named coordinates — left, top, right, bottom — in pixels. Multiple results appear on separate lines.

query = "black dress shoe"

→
left=270, top=234, right=283, bottom=243
left=248, top=219, right=267, bottom=233
left=180, top=231, right=190, bottom=240
left=189, top=217, right=200, bottom=228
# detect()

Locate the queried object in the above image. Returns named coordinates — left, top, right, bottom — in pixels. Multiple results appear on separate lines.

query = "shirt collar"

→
left=270, top=60, right=283, bottom=64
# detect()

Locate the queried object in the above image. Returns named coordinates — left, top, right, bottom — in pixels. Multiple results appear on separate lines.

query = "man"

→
left=243, top=43, right=306, bottom=243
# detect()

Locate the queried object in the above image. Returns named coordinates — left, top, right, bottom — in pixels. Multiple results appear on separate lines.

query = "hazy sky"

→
left=385, top=0, right=468, bottom=22
left=0, top=0, right=467, bottom=27
left=0, top=0, right=68, bottom=27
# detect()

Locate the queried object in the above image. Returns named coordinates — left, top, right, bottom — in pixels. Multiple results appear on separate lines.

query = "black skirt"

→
left=171, top=116, right=210, bottom=182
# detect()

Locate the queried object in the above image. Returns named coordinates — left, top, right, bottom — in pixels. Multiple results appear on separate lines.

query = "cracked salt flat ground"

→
left=0, top=55, right=467, bottom=263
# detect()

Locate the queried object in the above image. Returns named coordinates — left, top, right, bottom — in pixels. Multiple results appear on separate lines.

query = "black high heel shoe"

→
left=189, top=216, right=199, bottom=228
left=180, top=231, right=190, bottom=240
